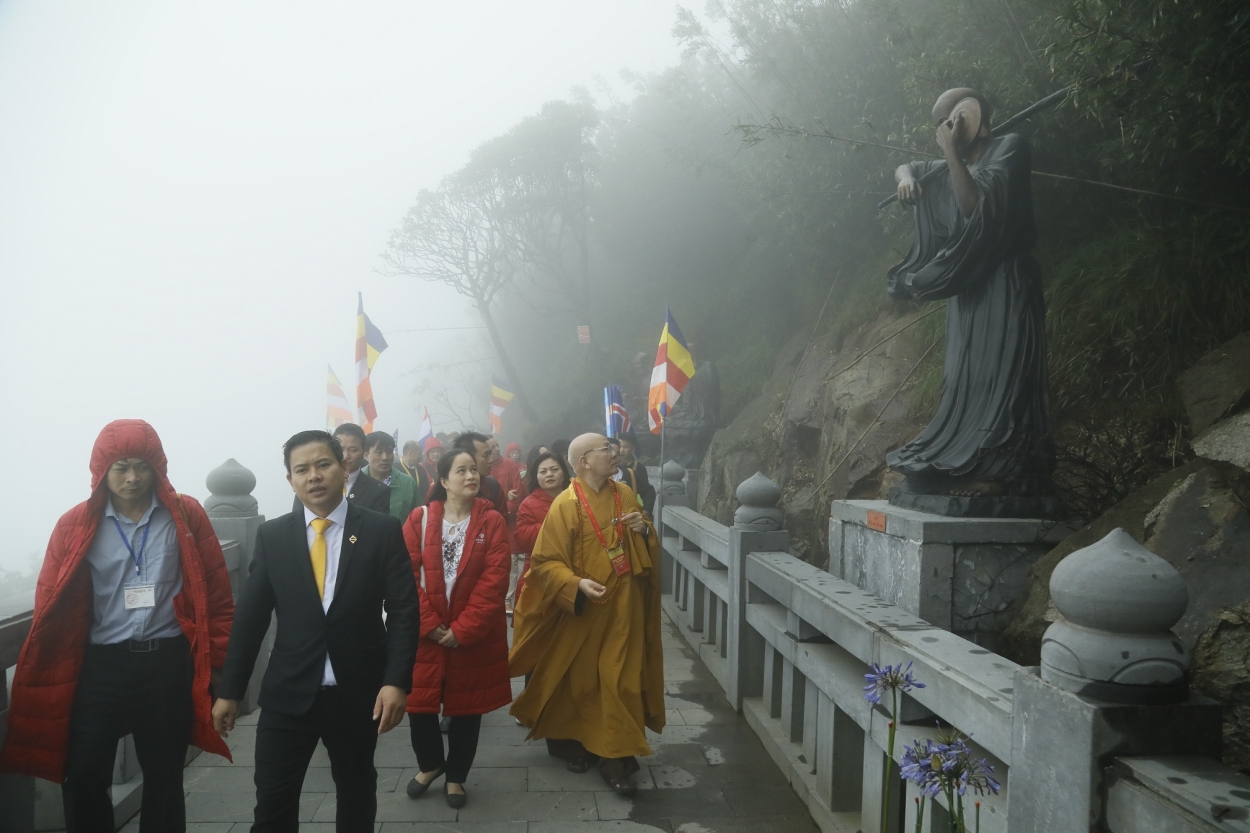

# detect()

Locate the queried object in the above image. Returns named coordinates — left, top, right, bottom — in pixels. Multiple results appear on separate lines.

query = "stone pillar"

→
left=1008, top=528, right=1222, bottom=833
left=204, top=458, right=264, bottom=598
left=658, top=460, right=692, bottom=510
left=656, top=460, right=689, bottom=599
left=727, top=473, right=788, bottom=711
left=828, top=500, right=1075, bottom=648
left=204, top=458, right=268, bottom=714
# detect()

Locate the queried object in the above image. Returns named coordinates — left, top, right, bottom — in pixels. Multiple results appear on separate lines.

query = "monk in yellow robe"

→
left=509, top=432, right=665, bottom=794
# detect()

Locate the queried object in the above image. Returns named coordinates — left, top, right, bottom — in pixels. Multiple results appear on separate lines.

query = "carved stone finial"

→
left=660, top=460, right=687, bottom=495
left=205, top=458, right=259, bottom=517
left=734, top=472, right=784, bottom=531
left=1041, top=528, right=1190, bottom=703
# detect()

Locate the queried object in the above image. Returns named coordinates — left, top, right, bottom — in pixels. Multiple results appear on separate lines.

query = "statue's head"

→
left=932, top=88, right=992, bottom=149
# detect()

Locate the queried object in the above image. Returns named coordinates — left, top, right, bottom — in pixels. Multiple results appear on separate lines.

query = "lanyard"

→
left=572, top=480, right=622, bottom=552
left=111, top=516, right=152, bottom=577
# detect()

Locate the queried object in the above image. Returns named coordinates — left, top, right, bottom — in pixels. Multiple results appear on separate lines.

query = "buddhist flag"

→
left=490, top=375, right=514, bottom=434
left=326, top=365, right=353, bottom=430
left=417, top=407, right=434, bottom=450
left=355, top=293, right=389, bottom=432
left=648, top=306, right=696, bottom=434
left=605, top=385, right=631, bottom=437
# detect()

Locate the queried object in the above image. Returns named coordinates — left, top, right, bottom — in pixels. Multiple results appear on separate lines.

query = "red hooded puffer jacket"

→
left=0, top=420, right=234, bottom=782
left=402, top=498, right=512, bottom=716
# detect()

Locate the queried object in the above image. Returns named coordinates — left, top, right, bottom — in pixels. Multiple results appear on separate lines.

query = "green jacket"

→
left=362, top=466, right=419, bottom=522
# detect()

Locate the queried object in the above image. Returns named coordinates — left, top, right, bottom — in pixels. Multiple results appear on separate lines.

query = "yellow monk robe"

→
left=508, top=477, right=665, bottom=759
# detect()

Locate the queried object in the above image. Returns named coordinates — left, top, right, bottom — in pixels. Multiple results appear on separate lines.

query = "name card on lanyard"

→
left=113, top=516, right=156, bottom=609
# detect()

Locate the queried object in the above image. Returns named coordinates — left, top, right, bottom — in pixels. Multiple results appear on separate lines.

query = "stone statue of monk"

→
left=508, top=432, right=665, bottom=794
left=886, top=87, right=1054, bottom=516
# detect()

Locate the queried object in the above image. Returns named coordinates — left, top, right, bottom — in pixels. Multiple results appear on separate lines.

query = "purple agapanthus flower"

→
left=904, top=734, right=1002, bottom=798
left=900, top=738, right=945, bottom=798
left=863, top=661, right=926, bottom=704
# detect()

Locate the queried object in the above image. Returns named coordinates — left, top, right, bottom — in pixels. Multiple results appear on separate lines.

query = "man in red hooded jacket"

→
left=0, top=419, right=235, bottom=833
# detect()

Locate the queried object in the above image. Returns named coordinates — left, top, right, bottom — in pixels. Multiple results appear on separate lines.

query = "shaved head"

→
left=932, top=87, right=992, bottom=127
left=568, top=433, right=607, bottom=469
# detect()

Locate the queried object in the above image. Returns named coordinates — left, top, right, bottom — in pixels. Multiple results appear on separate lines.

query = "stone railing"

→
left=658, top=469, right=1250, bottom=833
left=0, top=459, right=265, bottom=833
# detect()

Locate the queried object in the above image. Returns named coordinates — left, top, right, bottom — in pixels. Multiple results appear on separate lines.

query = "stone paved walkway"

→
left=119, top=614, right=816, bottom=833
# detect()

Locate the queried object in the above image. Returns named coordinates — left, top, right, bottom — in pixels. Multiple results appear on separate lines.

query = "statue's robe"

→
left=508, top=478, right=665, bottom=760
left=887, top=133, right=1052, bottom=493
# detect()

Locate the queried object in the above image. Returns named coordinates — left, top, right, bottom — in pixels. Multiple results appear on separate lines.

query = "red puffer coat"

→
left=511, top=487, right=557, bottom=603
left=0, top=420, right=234, bottom=782
left=402, top=498, right=512, bottom=716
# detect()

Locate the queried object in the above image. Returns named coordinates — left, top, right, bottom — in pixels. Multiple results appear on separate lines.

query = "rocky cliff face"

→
left=1002, top=332, right=1250, bottom=772
left=697, top=307, right=931, bottom=562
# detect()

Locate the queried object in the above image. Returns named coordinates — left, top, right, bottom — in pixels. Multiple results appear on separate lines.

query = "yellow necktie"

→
left=310, top=518, right=331, bottom=598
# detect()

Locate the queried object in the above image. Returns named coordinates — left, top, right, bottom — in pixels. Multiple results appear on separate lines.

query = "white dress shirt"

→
left=346, top=468, right=360, bottom=492
left=304, top=497, right=349, bottom=685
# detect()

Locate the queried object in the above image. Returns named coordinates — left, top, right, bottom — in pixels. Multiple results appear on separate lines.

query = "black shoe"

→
left=444, top=783, right=468, bottom=809
left=406, top=768, right=444, bottom=799
left=440, top=716, right=452, bottom=733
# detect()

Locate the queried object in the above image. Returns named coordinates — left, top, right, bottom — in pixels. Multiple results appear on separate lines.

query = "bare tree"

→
left=467, top=99, right=599, bottom=324
left=381, top=172, right=539, bottom=422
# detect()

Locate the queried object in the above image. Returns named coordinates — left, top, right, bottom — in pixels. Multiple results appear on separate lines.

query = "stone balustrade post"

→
left=1008, top=529, right=1223, bottom=833
left=655, top=461, right=689, bottom=597
left=726, top=472, right=788, bottom=712
left=204, top=459, right=267, bottom=715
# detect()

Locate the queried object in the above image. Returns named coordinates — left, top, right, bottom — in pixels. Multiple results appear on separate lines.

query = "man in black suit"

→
left=213, top=430, right=419, bottom=832
left=291, top=423, right=389, bottom=515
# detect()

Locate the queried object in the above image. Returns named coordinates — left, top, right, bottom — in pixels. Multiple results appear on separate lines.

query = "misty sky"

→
left=0, top=1, right=685, bottom=572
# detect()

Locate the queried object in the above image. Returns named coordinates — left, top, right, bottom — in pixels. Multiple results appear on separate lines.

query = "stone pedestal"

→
left=204, top=458, right=267, bottom=715
left=1009, top=668, right=1222, bottom=833
left=828, top=500, right=1074, bottom=645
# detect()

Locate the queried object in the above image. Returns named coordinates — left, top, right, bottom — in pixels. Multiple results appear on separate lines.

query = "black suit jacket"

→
left=219, top=502, right=420, bottom=715
left=290, top=471, right=390, bottom=516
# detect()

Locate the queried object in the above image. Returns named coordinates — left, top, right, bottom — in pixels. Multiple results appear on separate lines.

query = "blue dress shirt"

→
left=83, top=494, right=184, bottom=644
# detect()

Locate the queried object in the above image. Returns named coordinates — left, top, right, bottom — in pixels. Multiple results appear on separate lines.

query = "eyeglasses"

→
left=580, top=444, right=617, bottom=461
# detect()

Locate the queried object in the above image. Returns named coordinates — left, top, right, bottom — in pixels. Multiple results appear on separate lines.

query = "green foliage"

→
left=393, top=0, right=1250, bottom=500
left=1044, top=212, right=1250, bottom=412
left=1047, top=0, right=1250, bottom=179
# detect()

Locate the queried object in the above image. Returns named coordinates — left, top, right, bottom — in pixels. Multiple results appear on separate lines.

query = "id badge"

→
left=124, top=584, right=156, bottom=610
left=608, top=546, right=630, bottom=577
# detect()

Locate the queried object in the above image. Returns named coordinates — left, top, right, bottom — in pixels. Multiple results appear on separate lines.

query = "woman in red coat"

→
left=402, top=449, right=511, bottom=808
left=511, top=450, right=571, bottom=622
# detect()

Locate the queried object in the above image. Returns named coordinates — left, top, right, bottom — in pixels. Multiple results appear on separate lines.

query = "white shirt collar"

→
left=104, top=492, right=160, bottom=525
left=304, top=495, right=349, bottom=529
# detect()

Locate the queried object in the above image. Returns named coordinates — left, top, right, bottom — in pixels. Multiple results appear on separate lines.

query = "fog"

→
left=0, top=1, right=683, bottom=573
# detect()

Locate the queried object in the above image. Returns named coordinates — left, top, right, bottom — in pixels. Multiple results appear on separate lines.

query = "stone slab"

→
left=887, top=488, right=1061, bottom=519
left=832, top=500, right=1075, bottom=544
left=1111, top=756, right=1250, bottom=831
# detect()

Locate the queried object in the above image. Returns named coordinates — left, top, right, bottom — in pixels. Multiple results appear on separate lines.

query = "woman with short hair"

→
left=402, top=449, right=511, bottom=808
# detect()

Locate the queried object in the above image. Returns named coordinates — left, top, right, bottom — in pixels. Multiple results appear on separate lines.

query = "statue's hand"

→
left=936, top=112, right=963, bottom=157
left=897, top=175, right=922, bottom=207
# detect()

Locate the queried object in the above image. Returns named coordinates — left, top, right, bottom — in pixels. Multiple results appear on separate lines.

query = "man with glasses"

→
left=508, top=433, right=665, bottom=796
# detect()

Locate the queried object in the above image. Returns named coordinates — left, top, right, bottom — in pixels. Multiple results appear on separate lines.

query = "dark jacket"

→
left=291, top=469, right=390, bottom=516
left=620, top=463, right=656, bottom=518
left=219, top=502, right=420, bottom=715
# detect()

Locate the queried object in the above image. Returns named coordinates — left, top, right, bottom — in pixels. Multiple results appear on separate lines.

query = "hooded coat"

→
left=0, top=420, right=234, bottom=782
left=402, top=498, right=512, bottom=716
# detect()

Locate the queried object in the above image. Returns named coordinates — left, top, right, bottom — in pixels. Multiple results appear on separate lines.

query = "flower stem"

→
left=881, top=688, right=898, bottom=832
left=915, top=796, right=926, bottom=833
